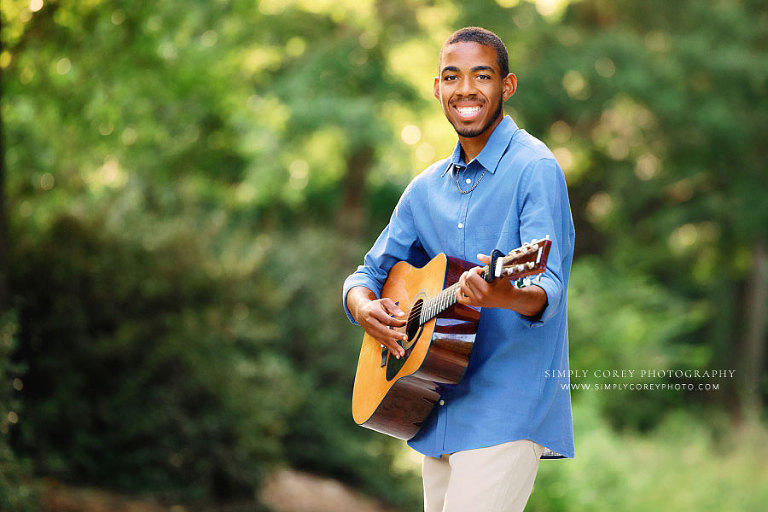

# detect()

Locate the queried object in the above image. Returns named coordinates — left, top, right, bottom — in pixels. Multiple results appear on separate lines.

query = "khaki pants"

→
left=422, top=440, right=543, bottom=512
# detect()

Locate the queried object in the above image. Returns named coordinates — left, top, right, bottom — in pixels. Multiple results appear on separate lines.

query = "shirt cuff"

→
left=342, top=274, right=382, bottom=325
left=520, top=277, right=560, bottom=328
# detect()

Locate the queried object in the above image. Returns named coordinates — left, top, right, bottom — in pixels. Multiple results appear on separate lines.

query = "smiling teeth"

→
left=457, top=106, right=481, bottom=115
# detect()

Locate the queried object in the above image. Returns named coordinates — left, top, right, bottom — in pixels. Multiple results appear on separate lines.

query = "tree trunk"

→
left=0, top=100, right=8, bottom=312
left=740, top=239, right=768, bottom=416
left=336, top=144, right=373, bottom=238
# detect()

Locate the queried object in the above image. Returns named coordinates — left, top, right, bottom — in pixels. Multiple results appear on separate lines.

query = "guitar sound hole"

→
left=406, top=298, right=423, bottom=343
left=385, top=299, right=424, bottom=381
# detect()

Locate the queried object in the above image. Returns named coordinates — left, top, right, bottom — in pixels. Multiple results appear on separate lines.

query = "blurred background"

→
left=1, top=0, right=766, bottom=510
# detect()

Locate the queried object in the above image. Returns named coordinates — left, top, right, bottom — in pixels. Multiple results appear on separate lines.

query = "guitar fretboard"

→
left=417, top=282, right=460, bottom=325
left=416, top=265, right=491, bottom=325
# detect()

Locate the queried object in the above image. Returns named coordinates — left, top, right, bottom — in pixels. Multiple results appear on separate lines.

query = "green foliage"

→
left=568, top=258, right=710, bottom=430
left=264, top=228, right=422, bottom=509
left=529, top=397, right=768, bottom=512
left=9, top=193, right=301, bottom=501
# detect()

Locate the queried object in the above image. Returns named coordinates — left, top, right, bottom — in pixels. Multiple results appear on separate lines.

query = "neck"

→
left=458, top=115, right=502, bottom=163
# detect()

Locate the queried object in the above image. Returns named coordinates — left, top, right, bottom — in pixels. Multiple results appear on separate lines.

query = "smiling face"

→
left=434, top=41, right=517, bottom=146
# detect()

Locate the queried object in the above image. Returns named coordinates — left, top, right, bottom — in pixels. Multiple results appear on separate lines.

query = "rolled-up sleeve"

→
left=342, top=183, right=425, bottom=324
left=516, top=158, right=575, bottom=327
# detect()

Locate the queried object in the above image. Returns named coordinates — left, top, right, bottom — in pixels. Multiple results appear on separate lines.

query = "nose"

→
left=457, top=76, right=476, bottom=96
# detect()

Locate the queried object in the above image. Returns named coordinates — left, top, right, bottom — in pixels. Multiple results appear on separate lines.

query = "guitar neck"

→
left=419, top=281, right=462, bottom=325
left=417, top=239, right=550, bottom=325
left=418, top=262, right=492, bottom=325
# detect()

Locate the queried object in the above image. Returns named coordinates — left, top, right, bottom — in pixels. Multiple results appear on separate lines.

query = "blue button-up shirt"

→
left=343, top=116, right=575, bottom=459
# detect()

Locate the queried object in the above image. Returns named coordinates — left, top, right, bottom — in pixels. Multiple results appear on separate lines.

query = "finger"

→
left=374, top=316, right=407, bottom=332
left=389, top=338, right=406, bottom=358
left=381, top=298, right=406, bottom=318
left=456, top=272, right=474, bottom=304
left=462, top=279, right=479, bottom=303
left=477, top=253, right=490, bottom=264
left=371, top=312, right=408, bottom=346
left=383, top=313, right=408, bottom=328
left=367, top=315, right=401, bottom=340
left=371, top=305, right=407, bottom=327
left=455, top=285, right=470, bottom=305
left=375, top=329, right=406, bottom=358
left=469, top=266, right=485, bottom=277
left=462, top=268, right=481, bottom=294
left=464, top=270, right=491, bottom=301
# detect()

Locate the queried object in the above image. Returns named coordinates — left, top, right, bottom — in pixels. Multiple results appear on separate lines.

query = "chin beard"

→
left=451, top=96, right=504, bottom=138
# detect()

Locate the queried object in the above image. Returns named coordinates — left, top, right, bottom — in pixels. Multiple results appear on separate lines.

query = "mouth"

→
left=453, top=104, right=483, bottom=121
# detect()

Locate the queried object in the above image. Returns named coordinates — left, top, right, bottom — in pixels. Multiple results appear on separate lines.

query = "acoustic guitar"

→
left=351, top=238, right=552, bottom=440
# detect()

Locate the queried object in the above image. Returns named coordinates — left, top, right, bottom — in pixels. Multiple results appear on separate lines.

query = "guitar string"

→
left=414, top=255, right=534, bottom=325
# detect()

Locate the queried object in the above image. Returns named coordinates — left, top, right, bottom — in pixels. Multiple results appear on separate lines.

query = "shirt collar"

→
left=448, top=116, right=519, bottom=174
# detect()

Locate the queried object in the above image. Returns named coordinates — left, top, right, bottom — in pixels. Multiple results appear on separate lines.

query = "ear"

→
left=433, top=76, right=440, bottom=100
left=502, top=73, right=517, bottom=101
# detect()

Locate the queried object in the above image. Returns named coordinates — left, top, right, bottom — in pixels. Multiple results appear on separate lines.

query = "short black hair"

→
left=442, top=27, right=509, bottom=77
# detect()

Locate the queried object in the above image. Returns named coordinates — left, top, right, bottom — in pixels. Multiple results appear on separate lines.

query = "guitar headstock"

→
left=489, top=237, right=551, bottom=284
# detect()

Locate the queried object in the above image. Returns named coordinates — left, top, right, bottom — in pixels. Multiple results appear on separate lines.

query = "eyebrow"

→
left=440, top=65, right=497, bottom=75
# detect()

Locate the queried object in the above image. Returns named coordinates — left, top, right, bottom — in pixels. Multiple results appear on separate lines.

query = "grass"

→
left=528, top=397, right=768, bottom=512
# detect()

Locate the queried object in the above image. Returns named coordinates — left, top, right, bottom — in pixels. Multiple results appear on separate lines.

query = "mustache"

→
left=450, top=97, right=485, bottom=105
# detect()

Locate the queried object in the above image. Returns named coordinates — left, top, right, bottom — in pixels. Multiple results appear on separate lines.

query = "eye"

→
left=443, top=75, right=458, bottom=81
left=477, top=74, right=491, bottom=80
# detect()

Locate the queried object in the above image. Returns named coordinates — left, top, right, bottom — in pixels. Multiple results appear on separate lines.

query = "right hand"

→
left=355, top=298, right=408, bottom=359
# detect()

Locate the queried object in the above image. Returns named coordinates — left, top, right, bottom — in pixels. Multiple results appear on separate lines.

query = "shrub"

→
left=9, top=206, right=300, bottom=501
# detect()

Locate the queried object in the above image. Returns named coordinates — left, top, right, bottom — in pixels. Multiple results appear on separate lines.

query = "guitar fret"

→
left=419, top=284, right=457, bottom=326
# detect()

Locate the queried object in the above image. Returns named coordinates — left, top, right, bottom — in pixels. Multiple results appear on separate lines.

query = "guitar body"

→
left=352, top=254, right=481, bottom=440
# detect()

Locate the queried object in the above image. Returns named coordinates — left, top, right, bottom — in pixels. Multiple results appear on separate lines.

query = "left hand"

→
left=455, top=254, right=514, bottom=309
left=456, top=253, right=549, bottom=316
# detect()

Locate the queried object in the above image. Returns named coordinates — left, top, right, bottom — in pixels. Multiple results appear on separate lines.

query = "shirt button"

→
left=439, top=399, right=445, bottom=406
left=465, top=178, right=472, bottom=184
left=457, top=223, right=464, bottom=229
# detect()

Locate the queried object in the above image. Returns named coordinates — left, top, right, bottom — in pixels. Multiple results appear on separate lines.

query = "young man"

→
left=343, top=27, right=575, bottom=512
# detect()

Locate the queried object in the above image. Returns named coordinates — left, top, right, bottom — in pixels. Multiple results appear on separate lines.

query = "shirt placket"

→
left=455, top=165, right=479, bottom=260
left=437, top=397, right=448, bottom=453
